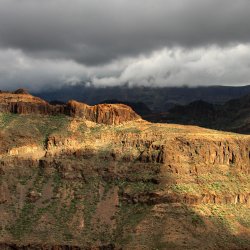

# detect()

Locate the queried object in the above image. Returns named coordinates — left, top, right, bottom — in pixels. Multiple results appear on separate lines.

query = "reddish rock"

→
left=66, top=100, right=140, bottom=125
left=0, top=89, right=140, bottom=125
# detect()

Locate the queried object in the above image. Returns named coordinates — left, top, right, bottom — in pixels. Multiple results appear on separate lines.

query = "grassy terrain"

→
left=0, top=114, right=71, bottom=147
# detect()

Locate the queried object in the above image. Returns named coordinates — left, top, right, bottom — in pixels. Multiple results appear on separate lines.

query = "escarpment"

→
left=0, top=92, right=250, bottom=249
left=41, top=131, right=250, bottom=207
left=0, top=89, right=140, bottom=125
left=66, top=100, right=140, bottom=125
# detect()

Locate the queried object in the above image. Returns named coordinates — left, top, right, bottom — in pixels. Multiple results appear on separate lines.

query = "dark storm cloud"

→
left=0, top=0, right=250, bottom=65
left=0, top=0, right=250, bottom=90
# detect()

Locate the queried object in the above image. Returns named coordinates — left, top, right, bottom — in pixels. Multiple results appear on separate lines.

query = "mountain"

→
left=0, top=90, right=250, bottom=249
left=148, top=94, right=250, bottom=134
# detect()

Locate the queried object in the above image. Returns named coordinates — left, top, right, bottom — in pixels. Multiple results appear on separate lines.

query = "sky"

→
left=0, top=0, right=250, bottom=91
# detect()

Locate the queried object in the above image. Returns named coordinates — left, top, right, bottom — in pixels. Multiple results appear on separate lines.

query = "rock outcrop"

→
left=0, top=90, right=58, bottom=115
left=0, top=89, right=140, bottom=124
left=66, top=100, right=140, bottom=125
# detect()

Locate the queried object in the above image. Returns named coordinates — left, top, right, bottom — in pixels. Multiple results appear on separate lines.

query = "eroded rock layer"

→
left=0, top=90, right=140, bottom=125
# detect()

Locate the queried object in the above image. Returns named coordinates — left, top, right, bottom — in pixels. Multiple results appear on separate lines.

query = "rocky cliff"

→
left=0, top=91, right=249, bottom=249
left=66, top=100, right=140, bottom=125
left=0, top=89, right=140, bottom=125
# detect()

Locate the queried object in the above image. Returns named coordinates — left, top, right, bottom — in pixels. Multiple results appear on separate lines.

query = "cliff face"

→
left=0, top=90, right=63, bottom=116
left=0, top=90, right=140, bottom=125
left=66, top=100, right=140, bottom=125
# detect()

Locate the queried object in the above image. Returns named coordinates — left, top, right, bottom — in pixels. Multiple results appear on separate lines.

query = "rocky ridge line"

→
left=0, top=89, right=140, bottom=125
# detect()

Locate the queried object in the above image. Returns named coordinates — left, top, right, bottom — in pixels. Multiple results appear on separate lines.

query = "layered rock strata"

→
left=0, top=90, right=140, bottom=125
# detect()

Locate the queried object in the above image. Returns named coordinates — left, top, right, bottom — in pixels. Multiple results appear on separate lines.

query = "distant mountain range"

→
left=144, top=94, right=250, bottom=134
left=35, top=84, right=250, bottom=113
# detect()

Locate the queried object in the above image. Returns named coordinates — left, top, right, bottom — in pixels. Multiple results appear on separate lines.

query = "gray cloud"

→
left=0, top=45, right=250, bottom=91
left=0, top=0, right=250, bottom=65
left=0, top=0, right=249, bottom=89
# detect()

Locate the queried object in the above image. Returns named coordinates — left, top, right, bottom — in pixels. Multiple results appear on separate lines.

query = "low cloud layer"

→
left=1, top=44, right=250, bottom=91
left=0, top=0, right=249, bottom=90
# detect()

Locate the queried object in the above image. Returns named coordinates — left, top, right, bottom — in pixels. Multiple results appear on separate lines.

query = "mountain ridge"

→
left=0, top=89, right=140, bottom=125
left=158, top=94, right=250, bottom=134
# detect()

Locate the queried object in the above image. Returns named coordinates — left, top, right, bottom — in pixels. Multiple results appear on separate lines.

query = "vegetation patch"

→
left=8, top=202, right=42, bottom=238
left=0, top=113, right=17, bottom=128
left=114, top=202, right=152, bottom=245
left=170, top=183, right=199, bottom=195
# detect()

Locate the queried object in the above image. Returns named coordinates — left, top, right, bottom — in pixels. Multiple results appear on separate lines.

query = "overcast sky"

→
left=0, top=0, right=250, bottom=90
